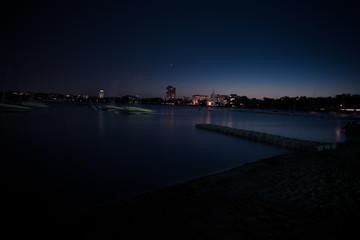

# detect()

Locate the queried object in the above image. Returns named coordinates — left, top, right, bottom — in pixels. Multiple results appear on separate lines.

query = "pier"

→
left=196, top=124, right=337, bottom=151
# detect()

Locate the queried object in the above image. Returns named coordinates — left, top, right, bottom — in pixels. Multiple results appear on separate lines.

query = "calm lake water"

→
left=0, top=103, right=351, bottom=223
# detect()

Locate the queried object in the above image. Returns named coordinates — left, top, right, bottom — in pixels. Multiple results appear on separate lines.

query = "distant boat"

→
left=0, top=65, right=24, bottom=112
left=0, top=65, right=42, bottom=112
left=122, top=106, right=155, bottom=114
left=21, top=101, right=49, bottom=109
left=102, top=105, right=124, bottom=111
left=101, top=105, right=155, bottom=114
left=0, top=103, right=30, bottom=112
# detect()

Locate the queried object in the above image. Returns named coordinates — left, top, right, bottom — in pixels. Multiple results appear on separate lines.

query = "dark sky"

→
left=1, top=0, right=360, bottom=98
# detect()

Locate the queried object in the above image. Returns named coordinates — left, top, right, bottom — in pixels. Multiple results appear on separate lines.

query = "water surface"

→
left=0, top=103, right=350, bottom=222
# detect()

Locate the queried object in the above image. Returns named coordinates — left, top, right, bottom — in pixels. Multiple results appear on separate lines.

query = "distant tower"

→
left=99, top=90, right=104, bottom=99
left=166, top=86, right=176, bottom=100
left=211, top=89, right=216, bottom=106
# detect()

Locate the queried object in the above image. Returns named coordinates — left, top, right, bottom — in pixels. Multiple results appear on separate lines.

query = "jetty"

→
left=198, top=108, right=360, bottom=121
left=196, top=124, right=336, bottom=151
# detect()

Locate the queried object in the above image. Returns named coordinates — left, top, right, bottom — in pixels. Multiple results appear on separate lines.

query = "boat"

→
left=121, top=106, right=155, bottom=114
left=102, top=105, right=124, bottom=111
left=101, top=105, right=155, bottom=114
left=0, top=103, right=30, bottom=112
left=343, top=121, right=360, bottom=135
left=21, top=101, right=49, bottom=109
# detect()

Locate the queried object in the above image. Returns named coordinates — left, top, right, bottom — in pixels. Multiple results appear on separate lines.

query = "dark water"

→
left=0, top=103, right=350, bottom=223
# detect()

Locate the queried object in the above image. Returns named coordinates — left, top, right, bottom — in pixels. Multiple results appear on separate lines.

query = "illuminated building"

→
left=230, top=94, right=237, bottom=106
left=192, top=95, right=208, bottom=105
left=99, top=90, right=104, bottom=99
left=166, top=86, right=176, bottom=100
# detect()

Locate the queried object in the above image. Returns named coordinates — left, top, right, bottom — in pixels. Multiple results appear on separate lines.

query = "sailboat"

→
left=21, top=100, right=49, bottom=109
left=122, top=75, right=155, bottom=114
left=102, top=78, right=155, bottom=115
left=0, top=65, right=30, bottom=112
left=103, top=100, right=155, bottom=114
left=21, top=76, right=49, bottom=109
left=101, top=81, right=124, bottom=113
left=0, top=102, right=30, bottom=112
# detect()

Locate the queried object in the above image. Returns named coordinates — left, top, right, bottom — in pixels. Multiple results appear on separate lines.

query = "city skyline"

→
left=3, top=87, right=359, bottom=103
left=2, top=1, right=360, bottom=99
left=4, top=87, right=359, bottom=101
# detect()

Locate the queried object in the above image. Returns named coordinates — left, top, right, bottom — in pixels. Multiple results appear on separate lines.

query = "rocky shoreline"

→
left=51, top=139, right=360, bottom=239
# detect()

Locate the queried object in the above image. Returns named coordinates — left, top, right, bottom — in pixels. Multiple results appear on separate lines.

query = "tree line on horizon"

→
left=1, top=90, right=359, bottom=112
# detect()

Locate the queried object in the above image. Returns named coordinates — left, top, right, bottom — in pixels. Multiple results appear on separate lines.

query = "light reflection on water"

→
left=98, top=110, right=105, bottom=140
left=335, top=121, right=343, bottom=143
left=0, top=103, right=352, bottom=219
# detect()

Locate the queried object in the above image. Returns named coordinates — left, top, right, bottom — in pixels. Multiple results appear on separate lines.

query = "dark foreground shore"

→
left=46, top=139, right=360, bottom=239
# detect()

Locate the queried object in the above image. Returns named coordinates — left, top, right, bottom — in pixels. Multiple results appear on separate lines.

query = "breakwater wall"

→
left=195, top=124, right=336, bottom=152
left=198, top=108, right=360, bottom=121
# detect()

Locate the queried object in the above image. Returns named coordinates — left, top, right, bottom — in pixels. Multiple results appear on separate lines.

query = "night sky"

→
left=2, top=0, right=360, bottom=99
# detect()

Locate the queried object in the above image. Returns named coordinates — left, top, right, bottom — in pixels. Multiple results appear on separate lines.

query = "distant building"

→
left=210, top=93, right=223, bottom=106
left=230, top=94, right=237, bottom=106
left=192, top=95, right=208, bottom=105
left=99, top=90, right=104, bottom=99
left=166, top=86, right=176, bottom=100
left=177, top=96, right=192, bottom=105
left=221, top=95, right=229, bottom=104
